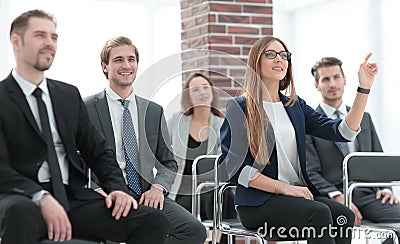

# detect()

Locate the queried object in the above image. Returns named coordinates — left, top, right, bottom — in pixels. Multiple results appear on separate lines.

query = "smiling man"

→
left=84, top=36, right=207, bottom=244
left=0, top=10, right=169, bottom=244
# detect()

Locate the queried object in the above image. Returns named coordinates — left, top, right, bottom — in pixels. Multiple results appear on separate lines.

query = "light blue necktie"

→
left=119, top=99, right=142, bottom=195
left=334, top=110, right=351, bottom=156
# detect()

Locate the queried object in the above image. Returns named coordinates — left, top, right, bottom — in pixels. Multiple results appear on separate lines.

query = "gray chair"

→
left=343, top=152, right=400, bottom=244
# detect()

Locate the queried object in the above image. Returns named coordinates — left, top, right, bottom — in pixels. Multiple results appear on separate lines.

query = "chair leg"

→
left=228, top=234, right=233, bottom=244
left=255, top=235, right=265, bottom=244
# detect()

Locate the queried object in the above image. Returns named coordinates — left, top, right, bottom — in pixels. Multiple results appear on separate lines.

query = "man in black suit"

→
left=306, top=57, right=400, bottom=227
left=84, top=36, right=207, bottom=244
left=0, top=9, right=169, bottom=244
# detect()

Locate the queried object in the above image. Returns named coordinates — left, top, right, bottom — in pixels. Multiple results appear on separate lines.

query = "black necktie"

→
left=32, top=87, right=69, bottom=210
left=334, top=110, right=351, bottom=156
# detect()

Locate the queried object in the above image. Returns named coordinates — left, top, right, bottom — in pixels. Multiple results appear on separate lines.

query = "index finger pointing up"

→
left=364, top=52, right=373, bottom=62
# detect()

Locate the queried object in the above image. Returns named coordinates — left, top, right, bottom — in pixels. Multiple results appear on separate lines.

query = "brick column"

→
left=180, top=0, right=273, bottom=103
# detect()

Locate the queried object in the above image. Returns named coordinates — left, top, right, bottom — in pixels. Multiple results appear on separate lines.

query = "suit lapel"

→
left=317, top=105, right=351, bottom=156
left=6, top=76, right=42, bottom=136
left=47, top=81, right=68, bottom=144
left=280, top=94, right=306, bottom=166
left=135, top=96, right=147, bottom=156
left=177, top=114, right=191, bottom=157
left=94, top=91, right=116, bottom=149
left=134, top=96, right=151, bottom=188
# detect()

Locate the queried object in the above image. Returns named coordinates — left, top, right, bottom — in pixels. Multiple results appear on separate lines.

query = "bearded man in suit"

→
left=0, top=9, right=168, bottom=244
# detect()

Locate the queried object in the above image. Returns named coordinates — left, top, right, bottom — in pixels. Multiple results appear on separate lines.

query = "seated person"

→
left=306, top=57, right=400, bottom=236
left=168, top=73, right=236, bottom=244
left=0, top=10, right=168, bottom=244
left=84, top=36, right=207, bottom=244
left=221, top=35, right=378, bottom=243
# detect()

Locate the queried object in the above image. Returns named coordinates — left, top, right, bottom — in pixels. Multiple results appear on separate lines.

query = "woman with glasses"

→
left=220, top=35, right=378, bottom=243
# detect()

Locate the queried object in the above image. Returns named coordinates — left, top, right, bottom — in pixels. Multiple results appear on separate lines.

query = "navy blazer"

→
left=220, top=94, right=348, bottom=206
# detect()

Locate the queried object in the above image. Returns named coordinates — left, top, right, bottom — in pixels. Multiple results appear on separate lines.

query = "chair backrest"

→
left=343, top=152, right=400, bottom=206
left=192, top=154, right=230, bottom=244
left=192, top=154, right=228, bottom=183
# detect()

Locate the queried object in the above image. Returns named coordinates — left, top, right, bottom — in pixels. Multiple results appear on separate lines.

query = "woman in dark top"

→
left=168, top=73, right=236, bottom=243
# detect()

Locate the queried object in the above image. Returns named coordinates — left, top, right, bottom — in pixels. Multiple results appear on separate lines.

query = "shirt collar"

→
left=105, top=86, right=136, bottom=106
left=320, top=102, right=347, bottom=118
left=12, top=69, right=49, bottom=96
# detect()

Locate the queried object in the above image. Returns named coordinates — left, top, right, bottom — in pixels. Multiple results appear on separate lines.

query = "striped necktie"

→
left=334, top=110, right=351, bottom=156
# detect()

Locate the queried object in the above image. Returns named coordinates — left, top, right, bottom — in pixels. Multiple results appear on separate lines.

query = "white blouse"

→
left=262, top=101, right=305, bottom=186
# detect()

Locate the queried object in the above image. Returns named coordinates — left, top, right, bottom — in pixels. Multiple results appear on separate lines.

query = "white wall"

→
left=0, top=0, right=182, bottom=117
left=274, top=0, right=400, bottom=152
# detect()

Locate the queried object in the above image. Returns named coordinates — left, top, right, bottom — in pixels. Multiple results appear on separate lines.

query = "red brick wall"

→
left=180, top=0, right=273, bottom=104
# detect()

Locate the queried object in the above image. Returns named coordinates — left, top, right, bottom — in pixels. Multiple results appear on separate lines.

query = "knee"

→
left=1, top=195, right=42, bottom=225
left=335, top=205, right=355, bottom=228
left=187, top=219, right=207, bottom=242
left=309, top=203, right=333, bottom=225
left=0, top=195, right=45, bottom=238
left=151, top=209, right=170, bottom=235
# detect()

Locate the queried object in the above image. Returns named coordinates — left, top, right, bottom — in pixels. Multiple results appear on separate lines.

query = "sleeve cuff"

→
left=153, top=184, right=168, bottom=195
left=31, top=190, right=50, bottom=206
left=338, top=120, right=360, bottom=141
left=238, top=165, right=260, bottom=188
left=328, top=191, right=342, bottom=199
left=382, top=188, right=393, bottom=194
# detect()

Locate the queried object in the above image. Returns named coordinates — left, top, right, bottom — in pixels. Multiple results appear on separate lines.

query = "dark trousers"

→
left=0, top=194, right=169, bottom=244
left=161, top=197, right=207, bottom=244
left=237, top=195, right=355, bottom=244
left=127, top=187, right=207, bottom=244
left=353, top=187, right=400, bottom=244
left=176, top=190, right=237, bottom=244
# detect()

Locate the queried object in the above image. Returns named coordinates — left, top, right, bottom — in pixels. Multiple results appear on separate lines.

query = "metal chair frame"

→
left=343, top=152, right=400, bottom=244
left=192, top=154, right=263, bottom=244
left=192, top=154, right=302, bottom=244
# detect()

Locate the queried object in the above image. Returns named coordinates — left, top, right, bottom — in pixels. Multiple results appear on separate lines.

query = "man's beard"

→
left=111, top=77, right=135, bottom=87
left=34, top=59, right=52, bottom=71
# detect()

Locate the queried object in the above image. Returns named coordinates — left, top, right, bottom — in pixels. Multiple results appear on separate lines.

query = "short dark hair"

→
left=100, top=36, right=139, bottom=78
left=311, top=57, right=344, bottom=83
left=10, top=9, right=56, bottom=39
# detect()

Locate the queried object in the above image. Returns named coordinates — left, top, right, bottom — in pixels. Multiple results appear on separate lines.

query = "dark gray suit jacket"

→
left=306, top=105, right=383, bottom=196
left=0, top=74, right=129, bottom=201
left=84, top=90, right=177, bottom=193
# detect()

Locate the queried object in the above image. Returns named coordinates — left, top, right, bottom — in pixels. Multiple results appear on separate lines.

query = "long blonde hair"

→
left=243, top=36, right=296, bottom=165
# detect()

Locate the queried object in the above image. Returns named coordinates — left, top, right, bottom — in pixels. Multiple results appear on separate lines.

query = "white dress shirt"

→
left=12, top=70, right=69, bottom=185
left=105, top=87, right=139, bottom=182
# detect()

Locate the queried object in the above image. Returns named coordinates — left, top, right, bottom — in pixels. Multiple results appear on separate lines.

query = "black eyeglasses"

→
left=262, top=50, right=292, bottom=60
